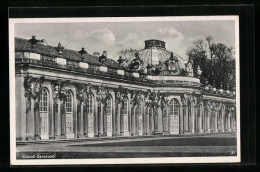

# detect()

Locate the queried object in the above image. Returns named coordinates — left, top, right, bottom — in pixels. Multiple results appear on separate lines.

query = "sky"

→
left=15, top=19, right=235, bottom=61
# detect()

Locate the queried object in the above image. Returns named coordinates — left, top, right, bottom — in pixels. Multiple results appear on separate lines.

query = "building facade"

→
left=15, top=37, right=236, bottom=141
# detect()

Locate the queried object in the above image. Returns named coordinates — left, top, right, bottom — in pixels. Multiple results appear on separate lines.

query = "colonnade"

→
left=18, top=75, right=236, bottom=141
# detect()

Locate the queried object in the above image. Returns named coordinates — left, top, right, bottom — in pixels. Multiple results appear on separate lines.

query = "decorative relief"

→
left=51, top=79, right=70, bottom=113
left=51, top=79, right=70, bottom=102
left=24, top=74, right=45, bottom=113
left=131, top=90, right=143, bottom=107
left=95, top=85, right=110, bottom=105
left=115, top=85, right=128, bottom=104
left=159, top=94, right=169, bottom=118
left=76, top=83, right=93, bottom=104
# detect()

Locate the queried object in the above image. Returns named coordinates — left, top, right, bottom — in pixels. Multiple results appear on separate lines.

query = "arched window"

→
left=65, top=91, right=73, bottom=133
left=106, top=97, right=112, bottom=115
left=66, top=91, right=73, bottom=113
left=106, top=96, right=112, bottom=131
left=123, top=97, right=128, bottom=116
left=40, top=88, right=48, bottom=113
left=174, top=99, right=180, bottom=116
left=123, top=97, right=128, bottom=131
left=39, top=88, right=49, bottom=139
left=87, top=94, right=94, bottom=113
left=169, top=100, right=174, bottom=116
left=169, top=98, right=180, bottom=133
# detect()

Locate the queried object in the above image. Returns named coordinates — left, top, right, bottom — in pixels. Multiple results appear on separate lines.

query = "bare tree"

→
left=187, top=36, right=236, bottom=90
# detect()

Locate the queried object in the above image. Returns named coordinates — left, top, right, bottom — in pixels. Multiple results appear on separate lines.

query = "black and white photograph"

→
left=9, top=16, right=240, bottom=165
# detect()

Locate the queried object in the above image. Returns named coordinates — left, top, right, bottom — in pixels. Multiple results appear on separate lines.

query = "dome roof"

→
left=138, top=39, right=185, bottom=69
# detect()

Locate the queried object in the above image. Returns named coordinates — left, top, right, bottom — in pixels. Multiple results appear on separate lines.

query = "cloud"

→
left=157, top=27, right=184, bottom=40
left=88, top=29, right=116, bottom=45
left=116, top=33, right=142, bottom=49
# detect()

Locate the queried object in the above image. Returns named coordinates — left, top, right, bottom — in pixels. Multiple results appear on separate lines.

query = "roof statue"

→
left=56, top=42, right=64, bottom=55
left=27, top=36, right=44, bottom=48
left=78, top=48, right=87, bottom=56
left=185, top=58, right=194, bottom=77
left=99, top=51, right=108, bottom=64
left=125, top=39, right=184, bottom=76
left=117, top=56, right=126, bottom=65
left=128, top=52, right=144, bottom=72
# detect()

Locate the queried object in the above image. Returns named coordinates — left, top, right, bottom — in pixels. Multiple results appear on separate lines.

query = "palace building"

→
left=15, top=37, right=237, bottom=141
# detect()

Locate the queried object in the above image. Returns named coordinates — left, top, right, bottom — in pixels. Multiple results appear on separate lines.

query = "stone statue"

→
left=185, top=58, right=194, bottom=77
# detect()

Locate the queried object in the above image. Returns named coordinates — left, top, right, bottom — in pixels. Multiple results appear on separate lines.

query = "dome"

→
left=138, top=39, right=185, bottom=69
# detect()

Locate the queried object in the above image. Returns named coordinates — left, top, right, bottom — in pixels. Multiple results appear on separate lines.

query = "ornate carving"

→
left=115, top=85, right=128, bottom=104
left=24, top=74, right=45, bottom=100
left=25, top=98, right=31, bottom=114
left=51, top=79, right=69, bottom=103
left=159, top=94, right=169, bottom=110
left=128, top=52, right=144, bottom=72
left=131, top=90, right=143, bottom=107
left=181, top=93, right=189, bottom=106
left=164, top=52, right=180, bottom=75
left=24, top=74, right=45, bottom=112
left=76, top=84, right=85, bottom=104
left=95, top=85, right=109, bottom=104
left=147, top=90, right=160, bottom=110
left=185, top=58, right=194, bottom=77
left=76, top=83, right=93, bottom=104
left=203, top=99, right=211, bottom=112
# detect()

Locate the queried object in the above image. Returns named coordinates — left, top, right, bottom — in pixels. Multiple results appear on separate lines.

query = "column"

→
left=26, top=98, right=33, bottom=140
left=98, top=103, right=102, bottom=137
left=16, top=76, right=27, bottom=141
left=154, top=108, right=159, bottom=133
left=103, top=105, right=107, bottom=136
left=146, top=107, right=150, bottom=135
left=232, top=110, right=236, bottom=132
left=207, top=108, right=211, bottom=133
left=162, top=108, right=167, bottom=133
left=227, top=111, right=231, bottom=131
left=138, top=105, right=143, bottom=135
left=191, top=104, right=195, bottom=133
left=83, top=105, right=88, bottom=135
left=149, top=108, right=153, bottom=134
left=54, top=100, right=61, bottom=138
left=180, top=105, right=184, bottom=134
left=95, top=100, right=98, bottom=136
left=49, top=97, right=55, bottom=139
left=186, top=105, right=189, bottom=132
left=199, top=106, right=204, bottom=133
left=131, top=106, right=135, bottom=136
left=116, top=103, right=121, bottom=136
left=221, top=108, right=225, bottom=132
left=143, top=106, right=147, bottom=135
left=61, top=101, right=66, bottom=137
left=34, top=100, right=40, bottom=139
left=77, top=103, right=83, bottom=137
left=120, top=103, right=124, bottom=135
left=214, top=111, right=218, bottom=132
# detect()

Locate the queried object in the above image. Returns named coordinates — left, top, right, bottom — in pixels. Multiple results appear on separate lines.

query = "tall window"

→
left=123, top=97, right=128, bottom=131
left=66, top=91, right=73, bottom=113
left=123, top=97, right=128, bottom=115
left=106, top=97, right=112, bottom=115
left=39, top=88, right=49, bottom=134
left=87, top=94, right=93, bottom=113
left=174, top=99, right=180, bottom=116
left=106, top=97, right=112, bottom=131
left=65, top=91, right=73, bottom=132
left=39, top=88, right=48, bottom=112
left=169, top=100, right=174, bottom=116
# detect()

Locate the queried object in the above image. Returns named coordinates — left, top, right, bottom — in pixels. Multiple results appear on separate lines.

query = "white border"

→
left=9, top=16, right=240, bottom=165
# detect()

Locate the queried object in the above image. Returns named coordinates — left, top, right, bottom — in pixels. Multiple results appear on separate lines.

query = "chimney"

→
left=103, top=51, right=107, bottom=57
